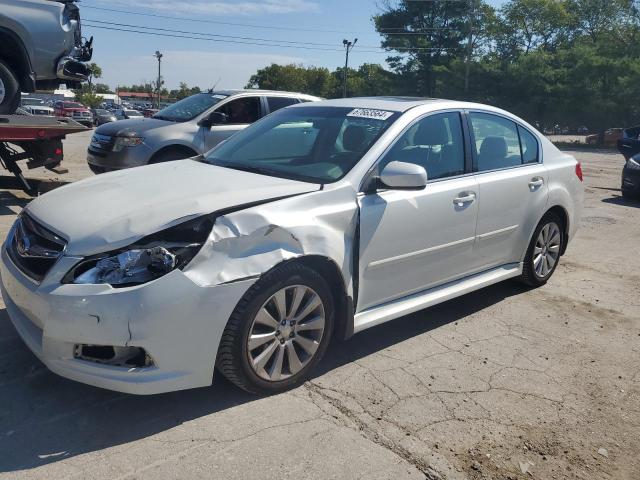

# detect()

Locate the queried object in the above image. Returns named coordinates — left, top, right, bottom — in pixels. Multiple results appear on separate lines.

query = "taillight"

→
left=575, top=162, right=583, bottom=182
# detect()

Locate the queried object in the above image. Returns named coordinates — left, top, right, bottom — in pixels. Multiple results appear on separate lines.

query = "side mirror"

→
left=378, top=161, right=428, bottom=190
left=198, top=111, right=228, bottom=129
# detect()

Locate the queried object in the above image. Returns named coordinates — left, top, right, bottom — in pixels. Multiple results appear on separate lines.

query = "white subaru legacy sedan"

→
left=0, top=98, right=583, bottom=395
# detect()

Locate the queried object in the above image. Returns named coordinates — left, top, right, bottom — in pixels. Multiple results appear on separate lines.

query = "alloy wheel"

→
left=247, top=285, right=325, bottom=382
left=533, top=222, right=561, bottom=278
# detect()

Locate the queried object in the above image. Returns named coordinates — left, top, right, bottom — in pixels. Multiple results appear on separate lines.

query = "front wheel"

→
left=0, top=60, right=20, bottom=115
left=519, top=213, right=564, bottom=287
left=217, top=262, right=334, bottom=394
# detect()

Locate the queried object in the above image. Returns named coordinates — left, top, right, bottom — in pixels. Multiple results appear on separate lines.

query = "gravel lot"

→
left=0, top=130, right=638, bottom=480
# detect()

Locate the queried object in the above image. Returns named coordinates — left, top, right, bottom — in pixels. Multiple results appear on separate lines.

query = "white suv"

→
left=1, top=97, right=584, bottom=395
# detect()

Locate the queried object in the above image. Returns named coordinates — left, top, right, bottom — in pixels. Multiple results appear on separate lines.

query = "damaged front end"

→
left=62, top=215, right=214, bottom=287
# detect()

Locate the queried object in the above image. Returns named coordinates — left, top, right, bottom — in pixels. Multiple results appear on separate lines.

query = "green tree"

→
left=172, top=82, right=202, bottom=100
left=87, top=63, right=102, bottom=86
left=373, top=0, right=473, bottom=96
left=94, top=83, right=112, bottom=94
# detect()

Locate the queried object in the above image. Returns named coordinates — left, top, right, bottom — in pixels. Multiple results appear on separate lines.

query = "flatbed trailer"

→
left=0, top=115, right=88, bottom=195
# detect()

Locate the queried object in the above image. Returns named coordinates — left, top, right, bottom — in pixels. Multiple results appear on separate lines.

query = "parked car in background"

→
left=617, top=124, right=640, bottom=160
left=0, top=0, right=92, bottom=114
left=143, top=108, right=159, bottom=118
left=53, top=100, right=92, bottom=127
left=577, top=126, right=589, bottom=135
left=4, top=98, right=584, bottom=394
left=87, top=89, right=319, bottom=174
left=115, top=109, right=144, bottom=120
left=586, top=128, right=624, bottom=146
left=621, top=153, right=640, bottom=199
left=20, top=97, right=54, bottom=116
left=91, top=108, right=117, bottom=126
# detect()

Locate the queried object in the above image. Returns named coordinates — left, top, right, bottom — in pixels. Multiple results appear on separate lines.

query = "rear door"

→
left=468, top=111, right=549, bottom=270
left=203, top=96, right=264, bottom=151
left=265, top=96, right=300, bottom=115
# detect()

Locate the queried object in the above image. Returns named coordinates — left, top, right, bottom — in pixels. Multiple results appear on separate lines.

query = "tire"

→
left=217, top=262, right=335, bottom=395
left=0, top=60, right=20, bottom=115
left=519, top=212, right=564, bottom=287
left=149, top=148, right=195, bottom=164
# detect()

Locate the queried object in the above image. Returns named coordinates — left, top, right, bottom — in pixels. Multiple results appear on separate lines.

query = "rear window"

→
left=63, top=102, right=83, bottom=109
left=267, top=96, right=299, bottom=113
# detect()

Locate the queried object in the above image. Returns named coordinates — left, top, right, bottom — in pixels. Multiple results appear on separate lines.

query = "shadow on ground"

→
left=0, top=191, right=29, bottom=216
left=602, top=195, right=640, bottom=208
left=0, top=280, right=528, bottom=473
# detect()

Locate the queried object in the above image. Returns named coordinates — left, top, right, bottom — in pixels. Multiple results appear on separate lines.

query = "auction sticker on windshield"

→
left=347, top=108, right=394, bottom=120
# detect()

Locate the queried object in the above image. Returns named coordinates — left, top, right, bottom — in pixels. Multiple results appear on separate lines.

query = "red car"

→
left=53, top=101, right=94, bottom=127
left=143, top=108, right=159, bottom=118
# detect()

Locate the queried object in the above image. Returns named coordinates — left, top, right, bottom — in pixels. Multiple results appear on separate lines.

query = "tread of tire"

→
left=216, top=262, right=328, bottom=394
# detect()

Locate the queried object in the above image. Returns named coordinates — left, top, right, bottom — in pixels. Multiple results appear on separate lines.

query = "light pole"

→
left=154, top=50, right=163, bottom=109
left=342, top=38, right=357, bottom=98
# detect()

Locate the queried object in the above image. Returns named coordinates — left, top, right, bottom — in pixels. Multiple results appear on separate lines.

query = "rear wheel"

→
left=0, top=60, right=20, bottom=115
left=217, top=262, right=334, bottom=394
left=519, top=212, right=564, bottom=287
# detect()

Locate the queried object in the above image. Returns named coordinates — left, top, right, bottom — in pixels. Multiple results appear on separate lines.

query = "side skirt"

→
left=353, top=262, right=523, bottom=334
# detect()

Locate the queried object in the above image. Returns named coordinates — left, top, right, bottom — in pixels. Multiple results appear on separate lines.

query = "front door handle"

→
left=528, top=177, right=544, bottom=190
left=453, top=192, right=476, bottom=207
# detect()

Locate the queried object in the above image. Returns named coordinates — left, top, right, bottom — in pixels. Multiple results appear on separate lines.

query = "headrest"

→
left=479, top=136, right=507, bottom=159
left=414, top=120, right=449, bottom=146
left=343, top=125, right=366, bottom=152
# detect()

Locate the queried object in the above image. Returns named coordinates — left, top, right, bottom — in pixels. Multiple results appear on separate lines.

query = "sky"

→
left=81, top=0, right=505, bottom=92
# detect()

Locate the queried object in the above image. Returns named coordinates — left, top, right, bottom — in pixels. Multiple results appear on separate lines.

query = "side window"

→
left=379, top=112, right=465, bottom=181
left=518, top=126, right=539, bottom=164
left=267, top=96, right=299, bottom=113
left=217, top=97, right=261, bottom=125
left=470, top=112, right=522, bottom=171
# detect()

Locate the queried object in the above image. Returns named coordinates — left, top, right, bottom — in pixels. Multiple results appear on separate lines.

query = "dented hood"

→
left=26, top=160, right=319, bottom=256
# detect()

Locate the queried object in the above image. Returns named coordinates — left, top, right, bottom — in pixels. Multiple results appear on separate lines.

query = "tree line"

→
left=247, top=0, right=640, bottom=132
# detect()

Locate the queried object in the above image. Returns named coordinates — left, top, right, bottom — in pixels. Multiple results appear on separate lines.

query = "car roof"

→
left=209, top=89, right=319, bottom=100
left=286, top=97, right=527, bottom=116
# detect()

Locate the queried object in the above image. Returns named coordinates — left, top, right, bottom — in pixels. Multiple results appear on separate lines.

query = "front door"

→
left=202, top=96, right=263, bottom=151
left=357, top=111, right=479, bottom=312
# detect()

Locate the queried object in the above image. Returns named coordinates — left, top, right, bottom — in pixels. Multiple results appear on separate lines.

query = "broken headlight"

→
left=63, top=215, right=214, bottom=287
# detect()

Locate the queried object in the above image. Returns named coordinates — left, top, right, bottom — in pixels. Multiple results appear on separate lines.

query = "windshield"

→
left=64, top=102, right=84, bottom=109
left=153, top=92, right=228, bottom=122
left=125, top=110, right=142, bottom=116
left=95, top=109, right=109, bottom=115
left=205, top=106, right=400, bottom=183
left=22, top=98, right=44, bottom=106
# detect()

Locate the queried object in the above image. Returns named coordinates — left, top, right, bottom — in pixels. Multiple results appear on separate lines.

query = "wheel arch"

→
left=149, top=144, right=199, bottom=164
left=544, top=204, right=570, bottom=255
left=267, top=256, right=354, bottom=342
left=0, top=28, right=35, bottom=92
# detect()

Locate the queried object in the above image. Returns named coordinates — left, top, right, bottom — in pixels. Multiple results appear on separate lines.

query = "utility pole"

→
left=342, top=38, right=357, bottom=98
left=154, top=50, right=163, bottom=109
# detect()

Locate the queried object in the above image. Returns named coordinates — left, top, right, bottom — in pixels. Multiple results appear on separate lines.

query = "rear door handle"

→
left=453, top=192, right=476, bottom=207
left=528, top=177, right=544, bottom=190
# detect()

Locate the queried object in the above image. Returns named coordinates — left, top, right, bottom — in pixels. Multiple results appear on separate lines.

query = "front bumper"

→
left=87, top=144, right=154, bottom=171
left=622, top=165, right=640, bottom=195
left=0, top=241, right=255, bottom=395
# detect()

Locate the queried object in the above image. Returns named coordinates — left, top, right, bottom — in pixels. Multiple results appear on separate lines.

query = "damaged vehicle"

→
left=0, top=98, right=584, bottom=395
left=0, top=0, right=92, bottom=114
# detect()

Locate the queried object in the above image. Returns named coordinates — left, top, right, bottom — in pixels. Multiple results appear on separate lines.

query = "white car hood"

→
left=26, top=160, right=319, bottom=256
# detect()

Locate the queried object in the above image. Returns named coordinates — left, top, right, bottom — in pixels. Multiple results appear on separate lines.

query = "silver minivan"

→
left=87, top=90, right=320, bottom=174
